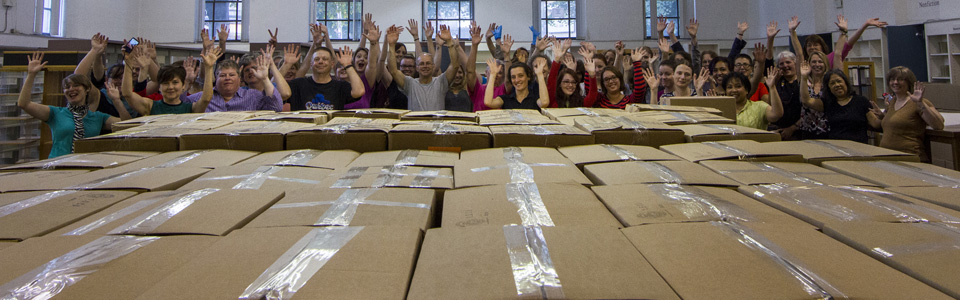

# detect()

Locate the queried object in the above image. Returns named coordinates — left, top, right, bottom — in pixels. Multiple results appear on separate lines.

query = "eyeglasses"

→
left=560, top=80, right=577, bottom=85
left=734, top=63, right=751, bottom=68
left=400, top=64, right=416, bottom=68
left=602, top=77, right=619, bottom=83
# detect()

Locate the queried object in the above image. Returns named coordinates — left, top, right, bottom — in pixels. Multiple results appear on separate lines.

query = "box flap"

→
left=558, top=144, right=682, bottom=166
left=0, top=190, right=138, bottom=240
left=442, top=183, right=621, bottom=228
left=660, top=140, right=803, bottom=162
left=583, top=160, right=740, bottom=187
left=454, top=147, right=590, bottom=187
left=240, top=150, right=360, bottom=169
left=247, top=187, right=435, bottom=230
left=822, top=160, right=960, bottom=188
left=346, top=150, right=458, bottom=168
left=700, top=161, right=878, bottom=186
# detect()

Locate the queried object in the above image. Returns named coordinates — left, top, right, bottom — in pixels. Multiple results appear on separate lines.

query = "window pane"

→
left=459, top=1, right=471, bottom=19
left=568, top=19, right=576, bottom=38
left=317, top=2, right=325, bottom=20
left=644, top=0, right=651, bottom=17
left=43, top=0, right=51, bottom=8
left=428, top=1, right=437, bottom=19
left=329, top=2, right=348, bottom=19
left=459, top=20, right=471, bottom=38
left=438, top=1, right=457, bottom=19
left=354, top=2, right=363, bottom=19
left=328, top=21, right=349, bottom=40
left=42, top=10, right=51, bottom=34
left=205, top=3, right=213, bottom=20
left=645, top=18, right=651, bottom=37
left=546, top=1, right=568, bottom=19
left=658, top=0, right=678, bottom=17
left=235, top=2, right=243, bottom=19
left=569, top=1, right=576, bottom=18
left=540, top=1, right=546, bottom=18
left=231, top=22, right=242, bottom=40
left=203, top=22, right=212, bottom=33
left=214, top=3, right=230, bottom=20
left=547, top=19, right=568, bottom=37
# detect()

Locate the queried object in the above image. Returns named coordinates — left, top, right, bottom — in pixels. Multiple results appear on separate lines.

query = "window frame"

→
left=198, top=0, right=250, bottom=42
left=644, top=0, right=683, bottom=39
left=36, top=0, right=64, bottom=37
left=313, top=0, right=364, bottom=41
left=423, top=0, right=475, bottom=39
left=536, top=0, right=580, bottom=39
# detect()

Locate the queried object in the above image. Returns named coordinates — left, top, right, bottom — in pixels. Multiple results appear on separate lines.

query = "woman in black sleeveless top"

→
left=483, top=59, right=549, bottom=111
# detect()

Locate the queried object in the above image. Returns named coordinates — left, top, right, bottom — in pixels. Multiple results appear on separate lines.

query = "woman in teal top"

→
left=723, top=70, right=784, bottom=130
left=17, top=52, right=120, bottom=158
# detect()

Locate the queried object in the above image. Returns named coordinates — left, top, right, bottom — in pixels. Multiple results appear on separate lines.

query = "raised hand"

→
left=631, top=47, right=649, bottom=62
left=765, top=66, right=780, bottom=87
left=260, top=44, right=277, bottom=62
left=486, top=57, right=501, bottom=81
left=254, top=54, right=271, bottom=80
left=647, top=49, right=659, bottom=65
left=537, top=36, right=554, bottom=51
left=268, top=28, right=279, bottom=47
left=737, top=22, right=749, bottom=36
left=218, top=24, right=230, bottom=41
left=501, top=34, right=514, bottom=53
left=799, top=60, right=811, bottom=77
left=580, top=41, right=596, bottom=53
left=26, top=51, right=47, bottom=74
left=657, top=38, right=670, bottom=53
left=687, top=18, right=699, bottom=38
left=469, top=21, right=482, bottom=44
left=140, top=38, right=157, bottom=61
left=767, top=21, right=780, bottom=38
left=909, top=82, right=925, bottom=103
left=200, top=28, right=214, bottom=51
left=752, top=42, right=766, bottom=63
left=643, top=66, right=659, bottom=95
left=335, top=46, right=354, bottom=66
left=694, top=66, right=710, bottom=92
left=407, top=19, right=420, bottom=39
left=578, top=45, right=594, bottom=60
left=283, top=44, right=301, bottom=64
left=134, top=47, right=152, bottom=69
left=615, top=40, right=625, bottom=53
left=202, top=47, right=224, bottom=68
left=789, top=16, right=800, bottom=32
left=363, top=13, right=374, bottom=31
left=105, top=82, right=120, bottom=100
left=424, top=21, right=435, bottom=39
left=665, top=20, right=676, bottom=36
left=869, top=99, right=884, bottom=118
left=90, top=33, right=108, bottom=54
left=364, top=23, right=382, bottom=43
left=835, top=15, right=848, bottom=32
left=183, top=56, right=198, bottom=83
left=386, top=25, right=400, bottom=45
left=656, top=16, right=667, bottom=33
left=310, top=23, right=324, bottom=43
left=561, top=55, right=576, bottom=70
left=438, top=25, right=453, bottom=44
left=533, top=58, right=546, bottom=76
left=865, top=18, right=888, bottom=28
left=485, top=23, right=497, bottom=39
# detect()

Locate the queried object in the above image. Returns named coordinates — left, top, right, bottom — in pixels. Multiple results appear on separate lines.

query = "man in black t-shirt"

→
left=282, top=46, right=365, bottom=110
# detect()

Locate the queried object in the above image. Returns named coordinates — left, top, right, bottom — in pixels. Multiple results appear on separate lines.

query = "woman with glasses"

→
left=581, top=46, right=649, bottom=109
left=877, top=67, right=945, bottom=162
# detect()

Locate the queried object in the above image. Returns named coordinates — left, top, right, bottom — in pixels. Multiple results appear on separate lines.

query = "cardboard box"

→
left=762, top=139, right=921, bottom=165
left=626, top=103, right=723, bottom=115
left=286, top=118, right=392, bottom=153
left=319, top=165, right=454, bottom=190
left=632, top=110, right=735, bottom=125
left=239, top=149, right=360, bottom=169
left=1, top=151, right=158, bottom=171
left=0, top=241, right=14, bottom=252
left=0, top=235, right=219, bottom=300
left=887, top=187, right=960, bottom=212
left=75, top=120, right=235, bottom=153
left=489, top=124, right=594, bottom=148
left=399, top=110, right=478, bottom=122
left=558, top=144, right=682, bottom=169
left=109, top=150, right=259, bottom=172
left=675, top=124, right=782, bottom=142
left=477, top=109, right=559, bottom=125
left=824, top=221, right=960, bottom=298
left=821, top=160, right=960, bottom=188
left=541, top=107, right=628, bottom=120
left=242, top=111, right=330, bottom=124
left=388, top=123, right=491, bottom=151
left=246, top=187, right=435, bottom=230
left=583, top=160, right=740, bottom=187
left=110, top=114, right=181, bottom=132
left=331, top=108, right=410, bottom=119
left=592, top=184, right=812, bottom=228
left=178, top=121, right=314, bottom=152
left=442, top=183, right=621, bottom=228
left=660, top=140, right=802, bottom=162
left=0, top=190, right=138, bottom=240
left=136, top=226, right=422, bottom=299
left=738, top=183, right=960, bottom=229
left=661, top=96, right=738, bottom=119
left=622, top=222, right=952, bottom=300
left=346, top=150, right=458, bottom=168
left=407, top=226, right=681, bottom=300
left=0, top=170, right=89, bottom=192
left=574, top=116, right=686, bottom=147
left=18, top=167, right=210, bottom=192
left=176, top=165, right=333, bottom=192
left=700, top=161, right=878, bottom=187
left=454, top=147, right=591, bottom=188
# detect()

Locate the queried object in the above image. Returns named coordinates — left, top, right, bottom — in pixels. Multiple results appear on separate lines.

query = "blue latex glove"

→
left=493, top=25, right=503, bottom=40
left=529, top=26, right=541, bottom=45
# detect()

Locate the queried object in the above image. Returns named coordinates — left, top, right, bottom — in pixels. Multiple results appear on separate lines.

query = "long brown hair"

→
left=555, top=69, right=583, bottom=107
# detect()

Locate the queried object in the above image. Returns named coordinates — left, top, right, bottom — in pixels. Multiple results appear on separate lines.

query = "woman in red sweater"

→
left=581, top=46, right=649, bottom=109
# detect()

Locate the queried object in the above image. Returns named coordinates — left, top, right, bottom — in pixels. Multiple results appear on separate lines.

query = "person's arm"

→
left=483, top=57, right=504, bottom=108
left=332, top=46, right=364, bottom=99
left=104, top=84, right=132, bottom=120
left=268, top=27, right=279, bottom=50
left=910, top=83, right=945, bottom=130
left=728, top=22, right=748, bottom=61
left=438, top=25, right=461, bottom=83
left=18, top=52, right=51, bottom=121
left=655, top=16, right=667, bottom=41
left=788, top=16, right=804, bottom=58
left=764, top=66, right=784, bottom=123
left=766, top=21, right=779, bottom=61
left=298, top=24, right=324, bottom=78
left=796, top=61, right=823, bottom=112
left=121, top=51, right=155, bottom=116
left=485, top=23, right=502, bottom=60
left=630, top=48, right=649, bottom=100
left=694, top=67, right=710, bottom=95
left=75, top=33, right=108, bottom=84
left=642, top=65, right=660, bottom=105
left=465, top=21, right=482, bottom=92
left=357, top=13, right=372, bottom=50
left=258, top=45, right=291, bottom=101
left=501, top=34, right=516, bottom=92
left=193, top=47, right=223, bottom=113
left=841, top=17, right=887, bottom=62
left=424, top=21, right=436, bottom=58
left=385, top=25, right=406, bottom=90
left=750, top=43, right=767, bottom=88
left=580, top=46, right=599, bottom=108
left=217, top=24, right=229, bottom=51
left=365, top=24, right=382, bottom=86
left=407, top=19, right=424, bottom=58
left=534, top=60, right=549, bottom=108
left=612, top=40, right=625, bottom=73
left=278, top=44, right=301, bottom=80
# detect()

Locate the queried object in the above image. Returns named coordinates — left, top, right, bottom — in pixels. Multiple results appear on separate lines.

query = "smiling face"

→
left=560, top=73, right=577, bottom=96
left=452, top=67, right=464, bottom=85
left=713, top=61, right=730, bottom=83
left=889, top=77, right=908, bottom=95
left=778, top=57, right=796, bottom=78
left=806, top=43, right=824, bottom=56
left=510, top=66, right=529, bottom=91
left=673, top=64, right=693, bottom=87
left=659, top=65, right=675, bottom=88
left=593, top=58, right=606, bottom=76
left=159, top=77, right=185, bottom=101
left=215, top=67, right=241, bottom=95
left=400, top=57, right=417, bottom=77
left=395, top=44, right=407, bottom=64
left=827, top=74, right=849, bottom=97
left=312, top=50, right=334, bottom=75
left=734, top=57, right=753, bottom=76
left=602, top=70, right=621, bottom=94
left=63, top=82, right=88, bottom=105
left=417, top=54, right=435, bottom=77
left=809, top=55, right=826, bottom=76
left=725, top=77, right=749, bottom=102
left=353, top=49, right=368, bottom=72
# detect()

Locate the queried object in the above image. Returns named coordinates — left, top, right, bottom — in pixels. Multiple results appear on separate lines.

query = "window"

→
left=539, top=0, right=577, bottom=39
left=37, top=0, right=63, bottom=36
left=202, top=0, right=246, bottom=41
left=644, top=0, right=680, bottom=38
left=315, top=0, right=363, bottom=41
left=424, top=0, right=473, bottom=38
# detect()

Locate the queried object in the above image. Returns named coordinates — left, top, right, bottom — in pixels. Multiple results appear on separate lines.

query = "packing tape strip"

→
left=239, top=226, right=363, bottom=300
left=833, top=185, right=960, bottom=223
left=409, top=167, right=443, bottom=188
left=668, top=112, right=698, bottom=123
left=431, top=122, right=462, bottom=135
left=275, top=149, right=323, bottom=166
left=371, top=165, right=408, bottom=187
left=750, top=183, right=863, bottom=222
left=649, top=184, right=756, bottom=222
left=748, top=162, right=828, bottom=185
left=803, top=140, right=868, bottom=157
left=702, top=142, right=752, bottom=160
left=503, top=148, right=537, bottom=184
left=330, top=167, right=370, bottom=188
left=870, top=222, right=960, bottom=258
left=636, top=162, right=684, bottom=183
left=226, top=121, right=287, bottom=136
left=107, top=188, right=220, bottom=235
left=313, top=188, right=430, bottom=226
left=531, top=126, right=555, bottom=136
left=576, top=107, right=600, bottom=117
left=63, top=198, right=164, bottom=236
left=713, top=221, right=845, bottom=299
left=828, top=185, right=928, bottom=223
left=68, top=168, right=153, bottom=190
left=156, top=150, right=212, bottom=168
left=505, top=182, right=555, bottom=226
left=615, top=116, right=650, bottom=145
left=393, top=150, right=420, bottom=166
left=0, top=235, right=160, bottom=300
left=502, top=225, right=565, bottom=299
left=222, top=166, right=322, bottom=190
left=601, top=144, right=641, bottom=161
left=703, top=124, right=743, bottom=136
left=867, top=161, right=960, bottom=188
left=40, top=154, right=93, bottom=170
left=508, top=111, right=527, bottom=122
left=0, top=190, right=77, bottom=219
left=469, top=147, right=567, bottom=173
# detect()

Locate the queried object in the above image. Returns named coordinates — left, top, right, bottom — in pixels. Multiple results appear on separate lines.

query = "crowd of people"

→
left=17, top=14, right=946, bottom=160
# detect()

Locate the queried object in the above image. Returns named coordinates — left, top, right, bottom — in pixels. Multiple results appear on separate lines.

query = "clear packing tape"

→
left=751, top=183, right=960, bottom=223
left=636, top=161, right=684, bottom=183
left=716, top=162, right=835, bottom=186
left=0, top=235, right=159, bottom=300
left=803, top=140, right=868, bottom=157
left=287, top=188, right=430, bottom=226
left=502, top=225, right=565, bottom=299
left=196, top=166, right=323, bottom=190
left=63, top=198, right=164, bottom=236
left=702, top=142, right=752, bottom=160
left=0, top=190, right=77, bottom=219
left=870, top=222, right=960, bottom=258
left=703, top=124, right=743, bottom=135
left=668, top=112, right=698, bottom=123
left=713, top=221, right=846, bottom=299
left=275, top=149, right=324, bottom=166
left=867, top=161, right=960, bottom=188
left=154, top=150, right=212, bottom=168
left=239, top=226, right=363, bottom=300
left=39, top=152, right=148, bottom=170
left=107, top=188, right=220, bottom=235
left=649, top=184, right=755, bottom=222
left=601, top=144, right=641, bottom=161
left=329, top=166, right=450, bottom=189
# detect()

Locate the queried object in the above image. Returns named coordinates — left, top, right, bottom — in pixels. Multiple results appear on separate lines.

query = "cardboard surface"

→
left=239, top=149, right=360, bottom=169
left=407, top=226, right=680, bottom=300
left=242, top=111, right=330, bottom=124
left=700, top=161, right=878, bottom=187
left=442, top=183, right=621, bottom=228
left=661, top=96, right=738, bottom=119
left=286, top=118, right=392, bottom=152
left=557, top=144, right=682, bottom=169
left=136, top=226, right=422, bottom=300
left=591, top=184, right=812, bottom=228
left=75, top=120, right=235, bottom=153
left=632, top=110, right=735, bottom=125
left=489, top=124, right=594, bottom=147
left=1, top=151, right=157, bottom=171
left=675, top=124, right=782, bottom=142
left=319, top=165, right=454, bottom=190
left=583, top=160, right=740, bottom=187
left=661, top=140, right=802, bottom=162
left=477, top=109, right=560, bottom=125
left=738, top=184, right=960, bottom=229
left=622, top=222, right=952, bottom=300
left=20, top=167, right=210, bottom=192
left=346, top=150, right=458, bottom=168
left=823, top=221, right=960, bottom=298
left=574, top=116, right=686, bottom=147
left=108, top=150, right=259, bottom=172
left=399, top=110, right=478, bottom=122
left=0, top=190, right=138, bottom=240
left=541, top=107, right=628, bottom=120
left=0, top=235, right=219, bottom=300
left=178, top=121, right=313, bottom=152
left=0, top=170, right=90, bottom=193
left=887, top=187, right=960, bottom=213
left=821, top=160, right=960, bottom=188
left=176, top=165, right=333, bottom=192
left=626, top=103, right=723, bottom=115
left=331, top=108, right=410, bottom=119
left=454, top=147, right=591, bottom=188
left=388, top=123, right=491, bottom=151
left=762, top=140, right=921, bottom=165
left=247, top=187, right=435, bottom=231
